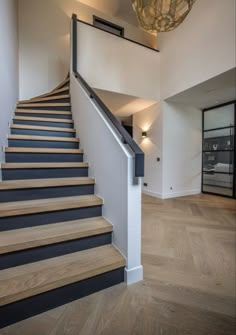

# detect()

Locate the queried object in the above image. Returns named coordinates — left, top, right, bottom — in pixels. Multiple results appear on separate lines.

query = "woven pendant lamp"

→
left=132, top=0, right=196, bottom=32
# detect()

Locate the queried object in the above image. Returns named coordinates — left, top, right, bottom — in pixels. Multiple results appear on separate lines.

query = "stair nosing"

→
left=0, top=217, right=112, bottom=254
left=0, top=177, right=95, bottom=190
left=10, top=124, right=76, bottom=132
left=5, top=147, right=83, bottom=154
left=17, top=94, right=70, bottom=103
left=18, top=87, right=70, bottom=105
left=0, top=245, right=125, bottom=306
left=17, top=102, right=71, bottom=107
left=15, top=109, right=72, bottom=115
left=0, top=162, right=89, bottom=169
left=8, top=134, right=79, bottom=143
left=13, top=116, right=73, bottom=123
left=0, top=195, right=104, bottom=218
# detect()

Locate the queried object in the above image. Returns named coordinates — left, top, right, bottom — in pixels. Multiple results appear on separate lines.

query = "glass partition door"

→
left=202, top=102, right=236, bottom=198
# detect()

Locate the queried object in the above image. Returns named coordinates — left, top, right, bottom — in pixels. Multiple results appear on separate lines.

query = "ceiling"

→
left=95, top=68, right=236, bottom=116
left=94, top=89, right=157, bottom=118
left=168, top=68, right=236, bottom=109
left=78, top=0, right=138, bottom=26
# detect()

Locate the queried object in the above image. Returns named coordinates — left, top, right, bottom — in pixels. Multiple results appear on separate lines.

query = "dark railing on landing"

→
left=71, top=13, right=144, bottom=178
left=76, top=17, right=159, bottom=53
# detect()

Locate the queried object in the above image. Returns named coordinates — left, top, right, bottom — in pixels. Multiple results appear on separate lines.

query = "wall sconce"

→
left=142, top=131, right=147, bottom=138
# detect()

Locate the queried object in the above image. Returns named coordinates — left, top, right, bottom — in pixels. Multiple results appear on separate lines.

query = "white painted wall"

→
left=162, top=102, right=202, bottom=198
left=133, top=103, right=163, bottom=197
left=77, top=22, right=160, bottom=101
left=0, top=0, right=19, bottom=163
left=133, top=101, right=202, bottom=199
left=133, top=0, right=235, bottom=199
left=18, top=0, right=156, bottom=100
left=70, top=74, right=143, bottom=284
left=159, top=0, right=236, bottom=99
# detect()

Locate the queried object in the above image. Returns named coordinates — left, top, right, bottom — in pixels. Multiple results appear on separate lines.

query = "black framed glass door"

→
left=202, top=101, right=236, bottom=198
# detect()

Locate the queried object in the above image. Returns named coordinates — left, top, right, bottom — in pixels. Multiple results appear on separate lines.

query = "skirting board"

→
left=125, top=265, right=143, bottom=285
left=112, top=243, right=143, bottom=285
left=142, top=189, right=163, bottom=199
left=143, top=189, right=201, bottom=199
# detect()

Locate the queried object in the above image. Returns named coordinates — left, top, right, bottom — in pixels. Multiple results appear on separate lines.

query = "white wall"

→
left=18, top=0, right=156, bottom=100
left=159, top=0, right=236, bottom=99
left=0, top=0, right=19, bottom=163
left=133, top=103, right=163, bottom=197
left=134, top=0, right=235, bottom=199
left=133, top=102, right=202, bottom=199
left=162, top=102, right=202, bottom=198
left=77, top=22, right=160, bottom=101
left=71, top=74, right=143, bottom=284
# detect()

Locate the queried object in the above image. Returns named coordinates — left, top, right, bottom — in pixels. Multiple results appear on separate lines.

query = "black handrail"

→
left=76, top=17, right=159, bottom=53
left=71, top=13, right=144, bottom=178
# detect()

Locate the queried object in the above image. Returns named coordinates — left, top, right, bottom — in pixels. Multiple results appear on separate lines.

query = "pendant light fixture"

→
left=132, top=0, right=196, bottom=33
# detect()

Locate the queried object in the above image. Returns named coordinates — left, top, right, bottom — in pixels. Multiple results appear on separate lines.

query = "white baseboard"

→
left=142, top=189, right=163, bottom=199
left=162, top=189, right=201, bottom=199
left=143, top=189, right=201, bottom=199
left=124, top=265, right=143, bottom=285
left=111, top=244, right=143, bottom=285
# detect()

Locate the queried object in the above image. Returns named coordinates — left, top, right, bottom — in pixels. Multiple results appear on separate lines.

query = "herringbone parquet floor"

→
left=2, top=194, right=236, bottom=335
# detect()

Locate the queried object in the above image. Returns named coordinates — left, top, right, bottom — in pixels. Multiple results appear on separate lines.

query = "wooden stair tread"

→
left=8, top=134, right=79, bottom=143
left=0, top=195, right=103, bottom=218
left=0, top=217, right=112, bottom=254
left=0, top=177, right=95, bottom=190
left=31, top=86, right=70, bottom=99
left=17, top=94, right=70, bottom=104
left=10, top=124, right=75, bottom=132
left=5, top=147, right=83, bottom=154
left=0, top=162, right=89, bottom=169
left=16, top=109, right=72, bottom=115
left=50, top=86, right=69, bottom=94
left=14, top=116, right=73, bottom=123
left=18, top=85, right=70, bottom=104
left=0, top=244, right=125, bottom=306
left=17, top=103, right=71, bottom=107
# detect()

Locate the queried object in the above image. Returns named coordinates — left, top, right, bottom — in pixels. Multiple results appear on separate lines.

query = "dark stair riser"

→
left=17, top=105, right=71, bottom=111
left=11, top=128, right=76, bottom=138
left=2, top=167, right=88, bottom=180
left=0, top=233, right=111, bottom=270
left=20, top=98, right=71, bottom=104
left=0, top=206, right=102, bottom=231
left=16, top=112, right=72, bottom=120
left=13, top=120, right=74, bottom=129
left=0, top=184, right=94, bottom=203
left=51, top=90, right=70, bottom=96
left=5, top=152, right=83, bottom=163
left=8, top=139, right=79, bottom=149
left=0, top=267, right=124, bottom=329
left=60, top=81, right=70, bottom=89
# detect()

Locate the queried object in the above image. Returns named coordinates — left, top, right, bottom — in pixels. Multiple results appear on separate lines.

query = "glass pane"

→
left=203, top=127, right=234, bottom=151
left=204, top=104, right=234, bottom=130
left=203, top=152, right=234, bottom=172
left=202, top=184, right=233, bottom=197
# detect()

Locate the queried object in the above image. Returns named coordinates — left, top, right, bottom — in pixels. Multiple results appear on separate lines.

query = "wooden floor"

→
left=2, top=193, right=236, bottom=335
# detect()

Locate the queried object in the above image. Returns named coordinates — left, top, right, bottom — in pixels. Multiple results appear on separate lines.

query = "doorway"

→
left=202, top=101, right=236, bottom=198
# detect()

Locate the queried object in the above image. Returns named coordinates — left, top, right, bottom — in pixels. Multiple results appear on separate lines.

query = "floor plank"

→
left=2, top=194, right=236, bottom=335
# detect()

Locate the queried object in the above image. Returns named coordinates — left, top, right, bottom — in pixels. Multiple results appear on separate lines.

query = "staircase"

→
left=0, top=76, right=125, bottom=329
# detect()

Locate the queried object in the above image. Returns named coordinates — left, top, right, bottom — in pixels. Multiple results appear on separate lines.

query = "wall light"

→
left=142, top=131, right=147, bottom=138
